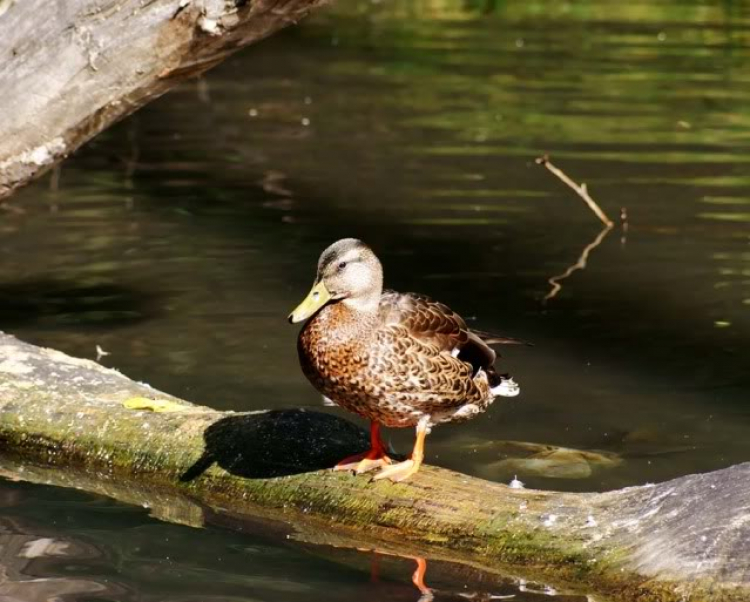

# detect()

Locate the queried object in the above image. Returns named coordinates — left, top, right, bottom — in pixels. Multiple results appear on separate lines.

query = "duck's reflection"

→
left=411, top=557, right=432, bottom=600
left=362, top=550, right=589, bottom=602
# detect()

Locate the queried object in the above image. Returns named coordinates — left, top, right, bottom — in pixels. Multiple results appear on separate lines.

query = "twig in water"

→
left=544, top=225, right=612, bottom=302
left=536, top=154, right=616, bottom=302
left=535, top=155, right=613, bottom=228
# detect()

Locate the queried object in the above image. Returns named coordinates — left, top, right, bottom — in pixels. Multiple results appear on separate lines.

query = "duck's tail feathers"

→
left=489, top=371, right=521, bottom=398
left=472, top=330, right=533, bottom=347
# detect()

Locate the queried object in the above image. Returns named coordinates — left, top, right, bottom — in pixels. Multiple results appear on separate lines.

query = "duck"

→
left=288, top=238, right=521, bottom=482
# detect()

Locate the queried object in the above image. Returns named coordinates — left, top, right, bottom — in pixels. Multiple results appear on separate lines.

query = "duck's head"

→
left=288, top=238, right=383, bottom=324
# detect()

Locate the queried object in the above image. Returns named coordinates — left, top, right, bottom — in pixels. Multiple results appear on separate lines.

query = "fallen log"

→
left=0, top=0, right=327, bottom=200
left=0, top=332, right=747, bottom=602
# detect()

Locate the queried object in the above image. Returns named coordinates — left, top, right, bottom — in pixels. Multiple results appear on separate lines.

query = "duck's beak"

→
left=288, top=281, right=332, bottom=323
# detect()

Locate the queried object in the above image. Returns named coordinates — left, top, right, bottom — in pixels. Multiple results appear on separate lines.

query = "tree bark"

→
left=0, top=332, right=747, bottom=602
left=0, top=0, right=327, bottom=200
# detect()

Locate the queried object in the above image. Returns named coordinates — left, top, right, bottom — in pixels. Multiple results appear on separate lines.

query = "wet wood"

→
left=0, top=332, right=747, bottom=602
left=0, top=0, right=327, bottom=200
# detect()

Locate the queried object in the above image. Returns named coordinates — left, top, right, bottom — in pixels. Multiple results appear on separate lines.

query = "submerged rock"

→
left=477, top=440, right=623, bottom=480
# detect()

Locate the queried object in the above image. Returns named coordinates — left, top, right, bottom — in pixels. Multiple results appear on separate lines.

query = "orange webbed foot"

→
left=335, top=421, right=392, bottom=474
left=372, top=458, right=421, bottom=482
left=335, top=451, right=393, bottom=474
left=372, top=416, right=429, bottom=482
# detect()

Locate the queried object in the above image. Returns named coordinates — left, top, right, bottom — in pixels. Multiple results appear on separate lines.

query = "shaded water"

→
left=1, top=0, right=749, bottom=599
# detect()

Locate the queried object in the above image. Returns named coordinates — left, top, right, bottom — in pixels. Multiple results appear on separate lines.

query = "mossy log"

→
left=0, top=332, right=747, bottom=602
left=0, top=0, right=327, bottom=200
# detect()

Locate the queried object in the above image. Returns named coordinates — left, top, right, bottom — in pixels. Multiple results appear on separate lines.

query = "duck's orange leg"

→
left=373, top=417, right=429, bottom=482
left=335, top=422, right=392, bottom=474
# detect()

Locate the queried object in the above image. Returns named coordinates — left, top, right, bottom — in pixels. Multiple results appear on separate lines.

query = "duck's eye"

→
left=337, top=261, right=348, bottom=270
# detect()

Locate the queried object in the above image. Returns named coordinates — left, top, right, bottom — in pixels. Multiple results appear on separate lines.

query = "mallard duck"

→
left=288, top=239, right=521, bottom=482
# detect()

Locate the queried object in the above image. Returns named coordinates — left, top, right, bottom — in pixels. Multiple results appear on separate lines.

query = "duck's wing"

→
left=379, top=291, right=516, bottom=375
left=373, top=323, right=485, bottom=412
left=379, top=291, right=468, bottom=352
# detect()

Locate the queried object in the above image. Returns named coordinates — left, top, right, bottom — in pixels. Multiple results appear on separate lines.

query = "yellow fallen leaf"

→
left=123, top=397, right=190, bottom=413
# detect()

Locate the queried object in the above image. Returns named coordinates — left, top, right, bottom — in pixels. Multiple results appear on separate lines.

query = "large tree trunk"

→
left=0, top=332, right=746, bottom=601
left=0, top=0, right=327, bottom=200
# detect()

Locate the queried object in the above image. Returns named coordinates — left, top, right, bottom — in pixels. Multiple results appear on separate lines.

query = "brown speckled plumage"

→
left=293, top=240, right=520, bottom=430
left=299, top=296, right=495, bottom=427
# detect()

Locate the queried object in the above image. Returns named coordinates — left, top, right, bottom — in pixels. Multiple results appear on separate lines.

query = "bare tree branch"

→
left=535, top=155, right=614, bottom=228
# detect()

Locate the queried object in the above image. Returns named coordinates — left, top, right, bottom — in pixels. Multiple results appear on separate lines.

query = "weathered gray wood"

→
left=0, top=0, right=327, bottom=200
left=0, top=332, right=747, bottom=602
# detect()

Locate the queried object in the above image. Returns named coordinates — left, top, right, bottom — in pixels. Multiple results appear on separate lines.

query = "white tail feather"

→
left=492, top=377, right=520, bottom=398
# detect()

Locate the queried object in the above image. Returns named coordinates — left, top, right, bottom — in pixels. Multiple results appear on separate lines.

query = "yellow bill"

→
left=288, top=281, right=332, bottom=323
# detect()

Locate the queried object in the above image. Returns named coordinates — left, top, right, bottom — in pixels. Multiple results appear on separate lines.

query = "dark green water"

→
left=1, top=0, right=749, bottom=599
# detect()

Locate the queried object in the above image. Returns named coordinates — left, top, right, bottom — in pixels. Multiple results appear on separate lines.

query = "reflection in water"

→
left=411, top=557, right=431, bottom=601
left=545, top=225, right=613, bottom=303
left=533, top=155, right=617, bottom=302
left=0, top=512, right=125, bottom=601
left=367, top=554, right=433, bottom=601
left=1, top=0, right=750, bottom=600
left=362, top=551, right=592, bottom=602
left=0, top=479, right=592, bottom=602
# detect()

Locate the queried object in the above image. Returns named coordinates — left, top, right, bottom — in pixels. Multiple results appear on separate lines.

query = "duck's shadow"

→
left=180, top=409, right=370, bottom=481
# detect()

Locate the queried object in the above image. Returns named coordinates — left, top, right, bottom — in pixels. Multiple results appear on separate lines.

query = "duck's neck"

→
left=341, top=291, right=381, bottom=315
left=317, top=295, right=380, bottom=342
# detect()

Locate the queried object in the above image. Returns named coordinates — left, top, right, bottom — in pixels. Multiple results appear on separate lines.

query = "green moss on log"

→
left=0, top=332, right=748, bottom=602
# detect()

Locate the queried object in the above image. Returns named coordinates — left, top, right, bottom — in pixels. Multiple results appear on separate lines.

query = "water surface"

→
left=1, top=0, right=749, bottom=599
